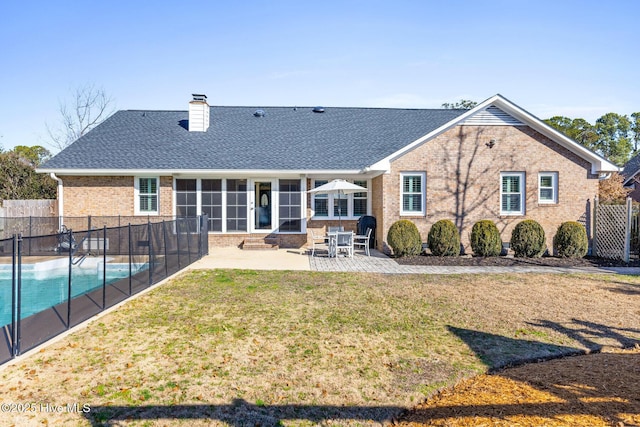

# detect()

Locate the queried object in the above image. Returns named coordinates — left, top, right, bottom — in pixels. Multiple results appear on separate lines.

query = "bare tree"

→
left=47, top=84, right=115, bottom=151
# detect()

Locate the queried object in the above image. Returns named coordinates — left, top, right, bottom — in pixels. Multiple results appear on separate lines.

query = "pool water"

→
left=0, top=258, right=147, bottom=327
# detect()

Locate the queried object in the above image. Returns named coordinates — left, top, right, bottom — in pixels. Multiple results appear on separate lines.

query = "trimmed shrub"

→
left=427, top=219, right=460, bottom=257
left=470, top=220, right=502, bottom=257
left=553, top=221, right=588, bottom=258
left=510, top=220, right=546, bottom=258
left=387, top=219, right=422, bottom=257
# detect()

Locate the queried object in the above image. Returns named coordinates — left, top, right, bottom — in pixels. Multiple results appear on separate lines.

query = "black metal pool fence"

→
left=0, top=216, right=209, bottom=365
left=0, top=215, right=191, bottom=241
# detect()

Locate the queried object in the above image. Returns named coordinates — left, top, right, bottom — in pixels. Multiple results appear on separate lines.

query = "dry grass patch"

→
left=0, top=270, right=638, bottom=426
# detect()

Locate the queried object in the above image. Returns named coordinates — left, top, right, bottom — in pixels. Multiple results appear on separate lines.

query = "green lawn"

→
left=1, top=270, right=638, bottom=426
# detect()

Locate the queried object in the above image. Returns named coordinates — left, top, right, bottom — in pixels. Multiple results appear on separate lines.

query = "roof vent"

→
left=253, top=109, right=265, bottom=117
left=312, top=106, right=325, bottom=113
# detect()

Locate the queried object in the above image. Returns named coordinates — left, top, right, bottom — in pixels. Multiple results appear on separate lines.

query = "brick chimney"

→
left=188, top=94, right=210, bottom=132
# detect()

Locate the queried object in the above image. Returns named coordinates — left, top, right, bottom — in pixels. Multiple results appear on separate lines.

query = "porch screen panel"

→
left=227, top=179, right=247, bottom=232
left=202, top=179, right=222, bottom=232
left=279, top=179, right=301, bottom=232
left=175, top=179, right=197, bottom=217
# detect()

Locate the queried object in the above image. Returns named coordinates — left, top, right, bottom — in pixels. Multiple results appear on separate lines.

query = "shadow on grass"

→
left=399, top=350, right=640, bottom=426
left=527, top=318, right=640, bottom=352
left=84, top=399, right=403, bottom=426
left=605, top=284, right=640, bottom=295
left=447, top=326, right=583, bottom=371
left=450, top=319, right=640, bottom=371
left=399, top=325, right=640, bottom=426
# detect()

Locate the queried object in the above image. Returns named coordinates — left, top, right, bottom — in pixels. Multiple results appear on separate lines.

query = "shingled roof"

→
left=622, top=152, right=640, bottom=184
left=40, top=106, right=467, bottom=172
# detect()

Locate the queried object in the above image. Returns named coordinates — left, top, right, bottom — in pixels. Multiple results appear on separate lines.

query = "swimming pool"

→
left=0, top=258, right=147, bottom=327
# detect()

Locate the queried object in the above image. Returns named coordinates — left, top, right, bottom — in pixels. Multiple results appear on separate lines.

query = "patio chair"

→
left=335, top=231, right=354, bottom=258
left=328, top=226, right=344, bottom=233
left=309, top=229, right=329, bottom=256
left=353, top=227, right=372, bottom=256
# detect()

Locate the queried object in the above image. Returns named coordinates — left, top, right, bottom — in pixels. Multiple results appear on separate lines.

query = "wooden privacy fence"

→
left=593, top=197, right=634, bottom=261
left=0, top=200, right=57, bottom=217
left=0, top=200, right=58, bottom=239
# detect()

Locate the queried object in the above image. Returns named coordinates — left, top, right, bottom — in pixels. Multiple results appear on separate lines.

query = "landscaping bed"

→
left=396, top=254, right=640, bottom=268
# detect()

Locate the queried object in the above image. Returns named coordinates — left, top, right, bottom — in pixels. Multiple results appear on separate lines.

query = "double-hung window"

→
left=500, top=172, right=525, bottom=215
left=400, top=173, right=425, bottom=216
left=137, top=177, right=159, bottom=215
left=312, top=180, right=329, bottom=217
left=538, top=172, right=558, bottom=204
left=353, top=180, right=368, bottom=217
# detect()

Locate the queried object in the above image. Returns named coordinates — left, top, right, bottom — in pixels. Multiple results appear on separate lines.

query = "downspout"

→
left=50, top=173, right=64, bottom=231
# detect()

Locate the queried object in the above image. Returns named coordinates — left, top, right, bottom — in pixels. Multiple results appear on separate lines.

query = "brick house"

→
left=39, top=94, right=618, bottom=253
left=621, top=154, right=640, bottom=202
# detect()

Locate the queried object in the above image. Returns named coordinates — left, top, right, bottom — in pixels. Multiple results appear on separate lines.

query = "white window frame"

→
left=134, top=176, right=159, bottom=215
left=311, top=179, right=330, bottom=218
left=500, top=172, right=525, bottom=216
left=310, top=179, right=370, bottom=220
left=352, top=179, right=369, bottom=217
left=400, top=172, right=426, bottom=216
left=538, top=172, right=558, bottom=204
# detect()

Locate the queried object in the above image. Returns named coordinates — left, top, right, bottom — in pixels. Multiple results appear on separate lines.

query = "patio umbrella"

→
left=308, top=179, right=367, bottom=227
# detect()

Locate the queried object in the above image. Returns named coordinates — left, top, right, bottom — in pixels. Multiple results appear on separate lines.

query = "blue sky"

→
left=1, top=0, right=638, bottom=152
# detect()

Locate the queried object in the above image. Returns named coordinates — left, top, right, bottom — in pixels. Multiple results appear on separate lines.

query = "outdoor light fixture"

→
left=486, top=139, right=496, bottom=148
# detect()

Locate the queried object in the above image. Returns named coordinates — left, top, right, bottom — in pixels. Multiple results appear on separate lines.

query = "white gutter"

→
left=50, top=173, right=63, bottom=230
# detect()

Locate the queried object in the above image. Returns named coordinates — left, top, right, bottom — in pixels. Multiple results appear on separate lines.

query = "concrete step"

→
left=242, top=237, right=279, bottom=250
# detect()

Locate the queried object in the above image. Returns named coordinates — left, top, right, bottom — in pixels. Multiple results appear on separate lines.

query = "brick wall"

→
left=207, top=233, right=307, bottom=249
left=61, top=176, right=174, bottom=217
left=383, top=125, right=599, bottom=254
left=158, top=176, right=173, bottom=216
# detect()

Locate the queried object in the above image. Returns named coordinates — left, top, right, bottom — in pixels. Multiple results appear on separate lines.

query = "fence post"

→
left=16, top=234, right=23, bottom=356
left=203, top=214, right=209, bottom=256
left=67, top=228, right=73, bottom=328
left=593, top=196, right=599, bottom=257
left=128, top=223, right=132, bottom=296
left=11, top=235, right=18, bottom=357
left=176, top=219, right=182, bottom=270
left=102, top=225, right=107, bottom=309
left=162, top=220, right=168, bottom=278
left=28, top=216, right=32, bottom=256
left=197, top=216, right=202, bottom=258
left=186, top=219, right=192, bottom=265
left=148, top=221, right=153, bottom=286
left=625, top=197, right=632, bottom=263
